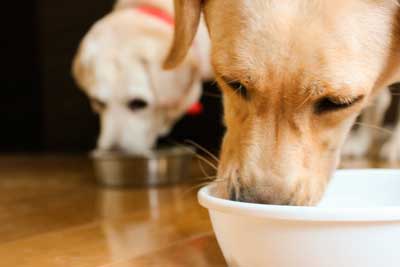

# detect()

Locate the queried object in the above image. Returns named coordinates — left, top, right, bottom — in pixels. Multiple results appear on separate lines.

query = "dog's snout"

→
left=227, top=177, right=291, bottom=205
left=229, top=187, right=260, bottom=203
left=228, top=182, right=259, bottom=203
left=228, top=186, right=237, bottom=201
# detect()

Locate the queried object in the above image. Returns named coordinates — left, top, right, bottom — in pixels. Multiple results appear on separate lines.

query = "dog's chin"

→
left=214, top=174, right=328, bottom=206
left=220, top=186, right=320, bottom=206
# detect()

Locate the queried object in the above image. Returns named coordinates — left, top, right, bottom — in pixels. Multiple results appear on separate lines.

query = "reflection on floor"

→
left=0, top=155, right=397, bottom=267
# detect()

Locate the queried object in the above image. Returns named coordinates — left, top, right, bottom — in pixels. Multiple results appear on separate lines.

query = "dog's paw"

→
left=380, top=138, right=400, bottom=163
left=341, top=131, right=371, bottom=158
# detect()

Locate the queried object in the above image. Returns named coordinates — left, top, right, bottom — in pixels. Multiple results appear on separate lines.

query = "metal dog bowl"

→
left=91, top=146, right=196, bottom=187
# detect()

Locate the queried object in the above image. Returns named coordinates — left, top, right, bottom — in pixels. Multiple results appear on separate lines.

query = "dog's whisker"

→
left=182, top=178, right=228, bottom=196
left=203, top=92, right=222, bottom=99
left=194, top=153, right=218, bottom=170
left=164, top=139, right=219, bottom=165
left=224, top=77, right=240, bottom=84
left=197, top=156, right=214, bottom=179
left=163, top=139, right=218, bottom=170
left=183, top=182, right=211, bottom=196
left=210, top=79, right=219, bottom=86
left=355, top=122, right=393, bottom=135
left=296, top=91, right=314, bottom=111
left=192, top=175, right=218, bottom=182
left=185, top=140, right=219, bottom=163
left=197, top=155, right=213, bottom=182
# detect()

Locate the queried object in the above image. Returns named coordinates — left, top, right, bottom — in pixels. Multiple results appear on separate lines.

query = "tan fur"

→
left=165, top=0, right=400, bottom=205
left=163, top=0, right=202, bottom=69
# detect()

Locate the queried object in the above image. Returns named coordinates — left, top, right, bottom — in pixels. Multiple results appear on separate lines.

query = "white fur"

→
left=73, top=0, right=211, bottom=153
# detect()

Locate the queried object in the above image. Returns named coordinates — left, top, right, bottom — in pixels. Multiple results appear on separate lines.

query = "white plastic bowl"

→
left=198, top=169, right=400, bottom=267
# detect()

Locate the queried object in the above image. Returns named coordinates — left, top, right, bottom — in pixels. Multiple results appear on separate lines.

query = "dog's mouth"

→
left=227, top=179, right=285, bottom=205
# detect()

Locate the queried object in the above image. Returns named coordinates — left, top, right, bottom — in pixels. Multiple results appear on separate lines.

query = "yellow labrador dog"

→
left=165, top=0, right=400, bottom=205
left=73, top=0, right=211, bottom=153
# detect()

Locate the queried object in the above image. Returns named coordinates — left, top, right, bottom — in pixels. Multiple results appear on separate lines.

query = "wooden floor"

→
left=0, top=155, right=398, bottom=267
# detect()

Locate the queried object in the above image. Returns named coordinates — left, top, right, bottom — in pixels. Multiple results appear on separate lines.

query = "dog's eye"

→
left=227, top=81, right=249, bottom=100
left=91, top=98, right=106, bottom=111
left=314, top=96, right=363, bottom=115
left=128, top=99, right=148, bottom=111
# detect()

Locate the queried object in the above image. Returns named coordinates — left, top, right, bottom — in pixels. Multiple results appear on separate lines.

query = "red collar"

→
left=136, top=6, right=174, bottom=26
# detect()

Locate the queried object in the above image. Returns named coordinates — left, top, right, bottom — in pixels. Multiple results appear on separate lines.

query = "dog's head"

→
left=165, top=0, right=400, bottom=205
left=73, top=10, right=201, bottom=153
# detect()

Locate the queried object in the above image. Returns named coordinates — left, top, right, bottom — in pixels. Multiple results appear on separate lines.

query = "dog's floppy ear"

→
left=72, top=49, right=87, bottom=90
left=72, top=39, right=96, bottom=91
left=163, top=0, right=203, bottom=69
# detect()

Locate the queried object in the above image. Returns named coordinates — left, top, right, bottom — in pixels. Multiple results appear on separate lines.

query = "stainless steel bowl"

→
left=91, top=146, right=196, bottom=187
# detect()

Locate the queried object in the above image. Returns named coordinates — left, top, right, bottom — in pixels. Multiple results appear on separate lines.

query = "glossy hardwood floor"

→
left=0, top=155, right=398, bottom=267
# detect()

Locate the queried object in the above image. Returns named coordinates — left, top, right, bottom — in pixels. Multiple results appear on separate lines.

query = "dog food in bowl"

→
left=198, top=169, right=400, bottom=267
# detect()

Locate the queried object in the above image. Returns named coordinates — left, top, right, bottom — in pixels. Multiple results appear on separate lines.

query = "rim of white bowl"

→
left=198, top=169, right=400, bottom=222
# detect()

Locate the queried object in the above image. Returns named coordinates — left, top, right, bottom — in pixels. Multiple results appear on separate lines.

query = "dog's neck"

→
left=114, top=0, right=213, bottom=81
left=114, top=0, right=173, bottom=15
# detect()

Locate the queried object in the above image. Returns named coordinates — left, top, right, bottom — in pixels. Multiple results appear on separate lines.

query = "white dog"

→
left=73, top=0, right=211, bottom=153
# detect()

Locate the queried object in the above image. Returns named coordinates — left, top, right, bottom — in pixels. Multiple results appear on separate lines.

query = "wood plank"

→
left=0, top=155, right=397, bottom=266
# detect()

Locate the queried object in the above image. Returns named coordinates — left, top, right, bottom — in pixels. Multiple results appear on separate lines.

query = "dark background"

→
left=1, top=1, right=398, bottom=153
left=1, top=0, right=224, bottom=153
